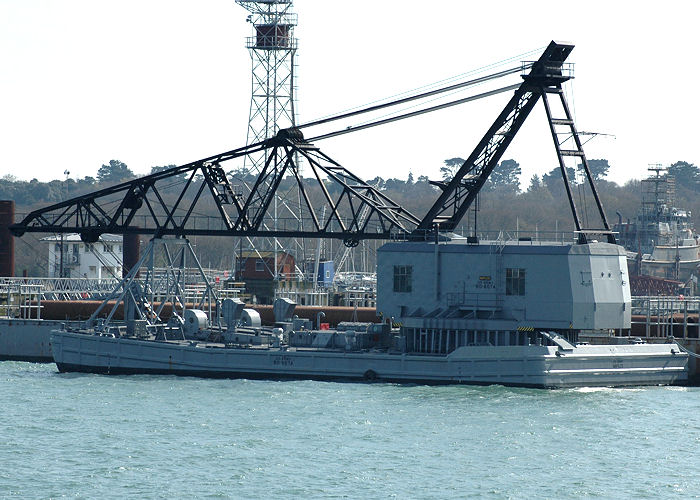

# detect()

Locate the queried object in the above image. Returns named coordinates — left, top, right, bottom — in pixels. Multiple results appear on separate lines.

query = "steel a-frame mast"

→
left=416, top=41, right=615, bottom=244
left=10, top=42, right=614, bottom=247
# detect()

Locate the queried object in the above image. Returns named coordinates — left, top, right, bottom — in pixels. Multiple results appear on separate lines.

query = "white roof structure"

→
left=41, top=233, right=122, bottom=242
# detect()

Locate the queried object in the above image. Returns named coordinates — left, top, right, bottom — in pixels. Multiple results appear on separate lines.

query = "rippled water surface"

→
left=1, top=362, right=700, bottom=499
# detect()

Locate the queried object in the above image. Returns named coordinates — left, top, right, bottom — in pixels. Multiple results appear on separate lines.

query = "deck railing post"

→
left=645, top=298, right=650, bottom=338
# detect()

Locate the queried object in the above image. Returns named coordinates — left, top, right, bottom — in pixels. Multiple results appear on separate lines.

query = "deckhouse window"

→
left=393, top=265, right=412, bottom=293
left=255, top=259, right=265, bottom=272
left=506, top=268, right=525, bottom=296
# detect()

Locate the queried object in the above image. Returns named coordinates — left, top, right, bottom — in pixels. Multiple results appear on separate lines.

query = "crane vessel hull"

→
left=51, top=330, right=686, bottom=388
left=50, top=239, right=689, bottom=388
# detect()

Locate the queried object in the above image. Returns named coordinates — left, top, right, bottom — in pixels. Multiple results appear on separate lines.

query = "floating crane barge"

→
left=11, top=42, right=689, bottom=387
left=51, top=237, right=687, bottom=388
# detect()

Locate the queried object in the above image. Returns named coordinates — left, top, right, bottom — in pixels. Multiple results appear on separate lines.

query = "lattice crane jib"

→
left=416, top=41, right=615, bottom=244
left=10, top=41, right=615, bottom=247
left=10, top=131, right=421, bottom=244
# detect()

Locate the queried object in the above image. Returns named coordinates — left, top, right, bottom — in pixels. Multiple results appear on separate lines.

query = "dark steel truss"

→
left=418, top=86, right=540, bottom=233
left=11, top=132, right=420, bottom=246
left=417, top=41, right=615, bottom=243
left=11, top=41, right=614, bottom=245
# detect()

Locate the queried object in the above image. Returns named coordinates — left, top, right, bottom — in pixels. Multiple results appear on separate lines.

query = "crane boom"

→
left=10, top=41, right=614, bottom=246
left=10, top=131, right=421, bottom=244
left=415, top=41, right=614, bottom=243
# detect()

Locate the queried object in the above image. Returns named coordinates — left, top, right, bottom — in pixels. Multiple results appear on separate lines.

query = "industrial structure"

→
left=7, top=41, right=618, bottom=324
left=235, top=0, right=302, bottom=285
left=617, top=165, right=682, bottom=256
left=42, top=234, right=123, bottom=279
left=0, top=201, right=13, bottom=277
left=237, top=0, right=298, bottom=169
left=615, top=166, right=700, bottom=293
left=9, top=42, right=615, bottom=248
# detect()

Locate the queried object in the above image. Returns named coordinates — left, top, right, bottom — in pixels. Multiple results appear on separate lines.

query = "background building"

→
left=235, top=250, right=295, bottom=303
left=43, top=234, right=123, bottom=278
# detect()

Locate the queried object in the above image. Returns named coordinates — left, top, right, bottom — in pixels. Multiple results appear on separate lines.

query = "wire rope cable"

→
left=307, top=46, right=545, bottom=123
left=297, top=65, right=527, bottom=132
left=307, top=83, right=520, bottom=142
left=672, top=341, right=700, bottom=358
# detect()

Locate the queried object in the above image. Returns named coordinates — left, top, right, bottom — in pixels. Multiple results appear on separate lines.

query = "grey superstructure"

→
left=615, top=166, right=700, bottom=287
left=51, top=237, right=688, bottom=388
left=377, top=238, right=630, bottom=333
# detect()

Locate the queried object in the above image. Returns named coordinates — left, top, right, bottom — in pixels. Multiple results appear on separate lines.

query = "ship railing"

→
left=456, top=229, right=578, bottom=245
left=0, top=282, right=43, bottom=319
left=446, top=292, right=503, bottom=311
left=0, top=277, right=120, bottom=301
left=141, top=267, right=229, bottom=286
left=275, top=289, right=331, bottom=307
left=630, top=295, right=700, bottom=340
left=218, top=287, right=243, bottom=299
left=0, top=275, right=238, bottom=304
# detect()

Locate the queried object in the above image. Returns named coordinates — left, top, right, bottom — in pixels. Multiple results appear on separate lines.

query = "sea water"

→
left=1, top=362, right=699, bottom=499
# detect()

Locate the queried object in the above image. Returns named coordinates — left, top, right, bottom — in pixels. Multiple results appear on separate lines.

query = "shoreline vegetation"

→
left=4, top=158, right=698, bottom=275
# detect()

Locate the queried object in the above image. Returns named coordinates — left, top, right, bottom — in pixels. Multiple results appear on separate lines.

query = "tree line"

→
left=0, top=160, right=178, bottom=208
left=3, top=157, right=699, bottom=275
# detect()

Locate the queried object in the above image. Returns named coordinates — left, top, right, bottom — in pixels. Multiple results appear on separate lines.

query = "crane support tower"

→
left=237, top=0, right=298, bottom=171
left=417, top=41, right=613, bottom=244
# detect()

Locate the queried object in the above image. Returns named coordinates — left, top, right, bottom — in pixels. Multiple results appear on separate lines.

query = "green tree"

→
left=367, top=176, right=385, bottom=189
left=489, top=159, right=521, bottom=192
left=669, top=161, right=700, bottom=191
left=542, top=166, right=575, bottom=192
left=97, top=160, right=134, bottom=184
left=150, top=164, right=176, bottom=175
left=527, top=174, right=542, bottom=192
left=228, top=166, right=255, bottom=183
left=150, top=164, right=188, bottom=183
left=585, top=159, right=610, bottom=180
left=383, top=178, right=407, bottom=191
left=441, top=157, right=465, bottom=181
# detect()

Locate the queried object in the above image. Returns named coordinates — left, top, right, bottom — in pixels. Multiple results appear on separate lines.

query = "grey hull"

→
left=51, top=331, right=688, bottom=388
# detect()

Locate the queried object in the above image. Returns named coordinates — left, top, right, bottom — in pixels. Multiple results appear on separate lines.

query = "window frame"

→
left=506, top=268, right=526, bottom=296
left=393, top=265, right=413, bottom=293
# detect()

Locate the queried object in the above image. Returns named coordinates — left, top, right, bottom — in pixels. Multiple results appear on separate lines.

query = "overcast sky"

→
left=1, top=1, right=698, bottom=187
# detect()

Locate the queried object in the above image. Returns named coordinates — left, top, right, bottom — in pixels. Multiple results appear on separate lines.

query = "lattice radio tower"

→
left=237, top=0, right=298, bottom=170
left=236, top=1, right=302, bottom=282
